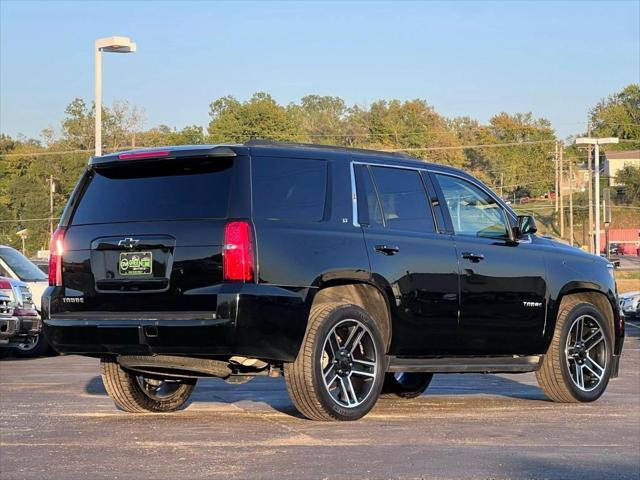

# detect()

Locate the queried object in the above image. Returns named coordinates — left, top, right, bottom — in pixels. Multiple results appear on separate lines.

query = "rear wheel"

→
left=284, top=303, right=385, bottom=421
left=536, top=298, right=613, bottom=403
left=100, top=357, right=196, bottom=413
left=381, top=372, right=433, bottom=399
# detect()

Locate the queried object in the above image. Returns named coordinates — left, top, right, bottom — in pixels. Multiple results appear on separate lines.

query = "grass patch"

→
left=615, top=271, right=640, bottom=294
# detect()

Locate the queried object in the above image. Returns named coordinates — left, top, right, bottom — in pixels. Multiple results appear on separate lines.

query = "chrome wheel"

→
left=15, top=335, right=38, bottom=351
left=135, top=376, right=183, bottom=401
left=564, top=315, right=607, bottom=392
left=320, top=318, right=378, bottom=408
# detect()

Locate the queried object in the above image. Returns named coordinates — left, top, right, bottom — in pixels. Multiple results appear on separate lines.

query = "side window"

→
left=252, top=157, right=327, bottom=221
left=369, top=166, right=435, bottom=233
left=435, top=174, right=509, bottom=239
left=354, top=165, right=383, bottom=227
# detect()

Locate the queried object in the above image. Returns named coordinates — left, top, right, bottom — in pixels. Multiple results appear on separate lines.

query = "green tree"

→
left=590, top=84, right=640, bottom=149
left=208, top=92, right=300, bottom=142
left=615, top=164, right=640, bottom=205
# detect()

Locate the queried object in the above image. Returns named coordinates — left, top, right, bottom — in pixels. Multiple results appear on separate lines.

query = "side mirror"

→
left=515, top=215, right=537, bottom=237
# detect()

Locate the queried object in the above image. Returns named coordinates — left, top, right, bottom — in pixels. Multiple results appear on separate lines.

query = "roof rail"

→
left=244, top=139, right=414, bottom=159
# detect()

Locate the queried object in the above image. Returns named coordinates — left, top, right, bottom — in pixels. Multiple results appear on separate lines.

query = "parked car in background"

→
left=0, top=246, right=48, bottom=312
left=43, top=142, right=623, bottom=421
left=0, top=277, right=41, bottom=357
left=620, top=291, right=639, bottom=320
left=607, top=243, right=625, bottom=256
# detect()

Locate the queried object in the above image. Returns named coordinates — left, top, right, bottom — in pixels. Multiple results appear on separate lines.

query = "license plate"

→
left=119, top=252, right=153, bottom=276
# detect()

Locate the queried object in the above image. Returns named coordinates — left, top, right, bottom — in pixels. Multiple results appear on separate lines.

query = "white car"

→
left=0, top=245, right=48, bottom=312
left=620, top=291, right=640, bottom=320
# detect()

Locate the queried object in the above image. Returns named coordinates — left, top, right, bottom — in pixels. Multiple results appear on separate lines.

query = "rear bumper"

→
left=43, top=283, right=310, bottom=362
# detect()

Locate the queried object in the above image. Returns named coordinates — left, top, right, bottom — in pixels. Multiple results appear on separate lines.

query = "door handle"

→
left=375, top=245, right=400, bottom=256
left=461, top=252, right=484, bottom=262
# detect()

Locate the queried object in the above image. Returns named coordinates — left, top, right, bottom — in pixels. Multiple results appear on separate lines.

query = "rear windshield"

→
left=71, top=158, right=233, bottom=225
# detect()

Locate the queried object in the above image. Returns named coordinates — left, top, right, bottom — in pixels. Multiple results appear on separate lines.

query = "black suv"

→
left=43, top=142, right=624, bottom=421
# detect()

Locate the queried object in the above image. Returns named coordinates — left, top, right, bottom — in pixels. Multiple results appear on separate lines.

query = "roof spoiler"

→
left=89, top=146, right=237, bottom=166
left=244, top=139, right=414, bottom=159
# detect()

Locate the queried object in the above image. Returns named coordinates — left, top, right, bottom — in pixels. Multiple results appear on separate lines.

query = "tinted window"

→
left=355, top=165, right=383, bottom=227
left=0, top=247, right=47, bottom=282
left=72, top=158, right=233, bottom=225
left=252, top=157, right=327, bottom=221
left=435, top=174, right=509, bottom=238
left=370, top=166, right=435, bottom=233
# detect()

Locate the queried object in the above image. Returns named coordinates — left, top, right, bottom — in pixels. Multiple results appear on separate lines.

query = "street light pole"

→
left=575, top=136, right=619, bottom=255
left=95, top=46, right=102, bottom=157
left=94, top=36, right=137, bottom=157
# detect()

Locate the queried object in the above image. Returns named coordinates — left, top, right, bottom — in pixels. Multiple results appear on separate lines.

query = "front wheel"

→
left=100, top=357, right=197, bottom=413
left=381, top=372, right=433, bottom=399
left=12, top=334, right=49, bottom=358
left=536, top=297, right=613, bottom=402
left=284, top=303, right=386, bottom=421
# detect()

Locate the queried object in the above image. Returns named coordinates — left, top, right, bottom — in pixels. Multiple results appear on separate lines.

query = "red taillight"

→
left=0, top=279, right=12, bottom=289
left=118, top=150, right=170, bottom=160
left=223, top=221, right=254, bottom=282
left=49, top=227, right=66, bottom=286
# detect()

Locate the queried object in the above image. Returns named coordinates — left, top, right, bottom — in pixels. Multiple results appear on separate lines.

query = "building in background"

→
left=604, top=150, right=640, bottom=186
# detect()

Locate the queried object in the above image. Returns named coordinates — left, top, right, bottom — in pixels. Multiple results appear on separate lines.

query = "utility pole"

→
left=49, top=176, right=56, bottom=239
left=587, top=123, right=594, bottom=254
left=499, top=173, right=504, bottom=198
left=559, top=142, right=564, bottom=239
left=554, top=142, right=559, bottom=213
left=569, top=158, right=574, bottom=246
left=575, top=136, right=619, bottom=255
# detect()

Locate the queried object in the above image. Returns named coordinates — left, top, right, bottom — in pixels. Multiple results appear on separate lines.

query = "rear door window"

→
left=71, top=158, right=234, bottom=225
left=252, top=157, right=327, bottom=221
left=369, top=166, right=436, bottom=233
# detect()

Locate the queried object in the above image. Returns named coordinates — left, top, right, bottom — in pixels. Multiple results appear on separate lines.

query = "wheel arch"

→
left=546, top=286, right=621, bottom=355
left=309, top=281, right=393, bottom=352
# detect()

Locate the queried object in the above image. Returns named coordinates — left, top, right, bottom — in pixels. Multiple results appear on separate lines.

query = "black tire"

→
left=284, top=303, right=386, bottom=421
left=0, top=347, right=10, bottom=359
left=536, top=297, right=613, bottom=403
left=100, top=357, right=197, bottom=413
left=12, top=334, right=49, bottom=358
left=381, top=372, right=433, bottom=399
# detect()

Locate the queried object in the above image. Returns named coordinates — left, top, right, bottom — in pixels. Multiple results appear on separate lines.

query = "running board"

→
left=386, top=355, right=542, bottom=373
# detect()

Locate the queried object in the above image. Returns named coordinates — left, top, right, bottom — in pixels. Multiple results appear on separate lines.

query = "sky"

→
left=1, top=0, right=639, bottom=141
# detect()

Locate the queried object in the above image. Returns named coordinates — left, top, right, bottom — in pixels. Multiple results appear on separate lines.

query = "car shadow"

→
left=84, top=370, right=551, bottom=417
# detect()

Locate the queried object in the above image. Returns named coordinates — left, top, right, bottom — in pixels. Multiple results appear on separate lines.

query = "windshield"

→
left=0, top=247, right=47, bottom=282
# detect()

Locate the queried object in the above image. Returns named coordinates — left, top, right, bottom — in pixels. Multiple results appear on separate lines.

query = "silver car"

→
left=620, top=291, right=640, bottom=320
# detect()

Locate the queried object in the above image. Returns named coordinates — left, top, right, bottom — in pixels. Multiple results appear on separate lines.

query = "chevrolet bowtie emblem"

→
left=118, top=237, right=140, bottom=249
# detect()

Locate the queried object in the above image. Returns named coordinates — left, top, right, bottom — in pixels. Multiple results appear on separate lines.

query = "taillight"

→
left=223, top=221, right=254, bottom=282
left=49, top=227, right=66, bottom=286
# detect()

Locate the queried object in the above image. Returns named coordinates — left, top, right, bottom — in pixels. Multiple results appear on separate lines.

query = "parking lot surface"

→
left=1, top=323, right=639, bottom=480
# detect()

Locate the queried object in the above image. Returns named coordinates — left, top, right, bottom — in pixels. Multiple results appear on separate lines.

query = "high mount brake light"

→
left=223, top=221, right=255, bottom=282
left=118, top=150, right=171, bottom=160
left=49, top=227, right=66, bottom=286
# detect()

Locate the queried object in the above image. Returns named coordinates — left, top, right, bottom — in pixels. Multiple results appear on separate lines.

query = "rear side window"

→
left=252, top=157, right=327, bottom=221
left=370, top=166, right=435, bottom=233
left=71, top=158, right=233, bottom=225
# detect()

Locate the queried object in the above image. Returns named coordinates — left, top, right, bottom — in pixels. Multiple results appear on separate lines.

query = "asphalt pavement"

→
left=1, top=324, right=639, bottom=480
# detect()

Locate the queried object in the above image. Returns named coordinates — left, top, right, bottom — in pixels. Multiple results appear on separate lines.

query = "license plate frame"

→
left=118, top=251, right=153, bottom=276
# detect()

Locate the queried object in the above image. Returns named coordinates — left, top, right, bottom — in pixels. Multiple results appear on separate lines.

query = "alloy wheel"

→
left=564, top=315, right=607, bottom=392
left=320, top=319, right=378, bottom=408
left=135, top=376, right=184, bottom=401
